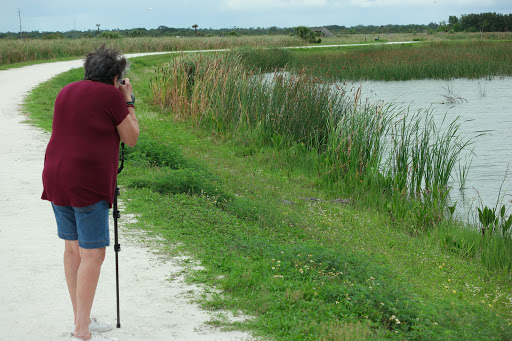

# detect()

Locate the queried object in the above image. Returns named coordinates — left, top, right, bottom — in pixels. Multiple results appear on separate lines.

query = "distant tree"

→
left=5, top=15, right=511, bottom=41
left=437, top=20, right=448, bottom=32
left=481, top=12, right=497, bottom=31
left=294, top=26, right=321, bottom=43
left=42, top=32, right=64, bottom=39
left=448, top=16, right=463, bottom=32
left=448, top=16, right=459, bottom=26
left=505, top=14, right=512, bottom=31
left=99, top=31, right=120, bottom=39
left=268, top=26, right=279, bottom=35
left=294, top=26, right=311, bottom=40
left=427, top=22, right=439, bottom=30
left=129, top=30, right=143, bottom=37
left=458, top=12, right=510, bottom=32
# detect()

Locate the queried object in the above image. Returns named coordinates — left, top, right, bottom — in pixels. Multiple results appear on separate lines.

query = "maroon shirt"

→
left=41, top=80, right=129, bottom=207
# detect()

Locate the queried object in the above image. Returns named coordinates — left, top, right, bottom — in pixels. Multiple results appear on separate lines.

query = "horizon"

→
left=1, top=0, right=511, bottom=34
left=1, top=23, right=445, bottom=35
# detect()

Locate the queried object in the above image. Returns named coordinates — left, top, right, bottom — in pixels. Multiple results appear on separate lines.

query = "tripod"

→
left=113, top=142, right=125, bottom=328
left=113, top=89, right=134, bottom=329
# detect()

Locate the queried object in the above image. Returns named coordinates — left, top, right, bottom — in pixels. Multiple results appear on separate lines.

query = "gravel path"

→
left=0, top=57, right=254, bottom=341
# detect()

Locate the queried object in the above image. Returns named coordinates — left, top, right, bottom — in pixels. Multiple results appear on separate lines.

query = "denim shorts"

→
left=52, top=201, right=110, bottom=249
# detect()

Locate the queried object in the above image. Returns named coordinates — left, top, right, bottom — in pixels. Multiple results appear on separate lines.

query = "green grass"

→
left=23, top=53, right=512, bottom=340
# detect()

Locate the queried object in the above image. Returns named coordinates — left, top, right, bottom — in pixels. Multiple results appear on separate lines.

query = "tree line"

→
left=1, top=12, right=510, bottom=39
left=446, top=12, right=512, bottom=32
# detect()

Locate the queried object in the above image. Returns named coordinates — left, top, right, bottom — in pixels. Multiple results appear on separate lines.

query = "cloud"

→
left=346, top=0, right=497, bottom=7
left=223, top=0, right=327, bottom=10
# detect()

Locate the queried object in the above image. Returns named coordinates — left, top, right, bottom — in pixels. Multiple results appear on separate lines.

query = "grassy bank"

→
left=23, top=52, right=512, bottom=340
left=148, top=49, right=512, bottom=271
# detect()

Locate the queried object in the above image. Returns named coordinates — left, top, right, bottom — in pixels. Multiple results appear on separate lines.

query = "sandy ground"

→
left=0, top=56, right=255, bottom=341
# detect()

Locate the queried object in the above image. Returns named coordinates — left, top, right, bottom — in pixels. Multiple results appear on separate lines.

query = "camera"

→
left=119, top=79, right=135, bottom=103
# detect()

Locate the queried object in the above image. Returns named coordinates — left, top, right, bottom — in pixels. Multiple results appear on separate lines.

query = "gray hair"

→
left=84, top=45, right=128, bottom=85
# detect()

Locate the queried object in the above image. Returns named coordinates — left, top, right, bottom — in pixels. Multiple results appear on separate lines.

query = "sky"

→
left=1, top=0, right=511, bottom=33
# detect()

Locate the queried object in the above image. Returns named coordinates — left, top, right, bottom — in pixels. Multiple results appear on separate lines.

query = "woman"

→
left=42, top=45, right=139, bottom=341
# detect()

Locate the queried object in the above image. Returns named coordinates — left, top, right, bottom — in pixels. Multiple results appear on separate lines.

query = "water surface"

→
left=351, top=77, right=512, bottom=222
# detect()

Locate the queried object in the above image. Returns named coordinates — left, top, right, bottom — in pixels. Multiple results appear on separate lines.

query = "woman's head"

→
left=84, top=45, right=128, bottom=85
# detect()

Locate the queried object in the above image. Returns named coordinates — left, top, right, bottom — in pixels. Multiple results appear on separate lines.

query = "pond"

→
left=350, top=77, right=512, bottom=223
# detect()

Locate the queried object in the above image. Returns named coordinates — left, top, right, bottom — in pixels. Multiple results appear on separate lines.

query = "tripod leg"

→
left=114, top=142, right=124, bottom=328
left=113, top=185, right=121, bottom=328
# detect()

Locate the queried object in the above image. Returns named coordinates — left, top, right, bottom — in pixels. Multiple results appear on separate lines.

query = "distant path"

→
left=284, top=40, right=421, bottom=49
left=0, top=54, right=254, bottom=341
left=126, top=40, right=421, bottom=55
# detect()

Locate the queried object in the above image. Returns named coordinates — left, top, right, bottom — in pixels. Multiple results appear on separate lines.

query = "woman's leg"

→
left=64, top=240, right=81, bottom=323
left=74, top=247, right=106, bottom=340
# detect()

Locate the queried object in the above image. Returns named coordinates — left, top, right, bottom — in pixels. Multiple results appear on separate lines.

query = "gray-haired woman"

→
left=42, top=45, right=139, bottom=341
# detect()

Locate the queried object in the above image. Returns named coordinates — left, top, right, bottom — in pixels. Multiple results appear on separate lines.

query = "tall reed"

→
left=321, top=32, right=512, bottom=45
left=150, top=52, right=470, bottom=227
left=290, top=41, right=512, bottom=81
left=0, top=35, right=304, bottom=66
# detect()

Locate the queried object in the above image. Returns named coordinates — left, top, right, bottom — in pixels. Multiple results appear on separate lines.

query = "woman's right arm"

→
left=116, top=78, right=139, bottom=147
left=116, top=108, right=139, bottom=147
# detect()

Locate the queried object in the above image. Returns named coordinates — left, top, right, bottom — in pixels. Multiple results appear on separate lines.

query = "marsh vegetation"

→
left=2, top=31, right=512, bottom=67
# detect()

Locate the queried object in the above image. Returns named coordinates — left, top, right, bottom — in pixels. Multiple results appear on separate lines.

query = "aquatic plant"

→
left=477, top=168, right=512, bottom=237
left=439, top=84, right=467, bottom=104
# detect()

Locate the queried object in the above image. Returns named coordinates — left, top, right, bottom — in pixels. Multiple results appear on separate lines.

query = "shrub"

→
left=129, top=30, right=143, bottom=37
left=127, top=169, right=232, bottom=205
left=125, top=134, right=232, bottom=205
left=125, top=134, right=187, bottom=169
left=294, top=26, right=322, bottom=44
left=98, top=31, right=121, bottom=39
left=42, top=33, right=64, bottom=40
